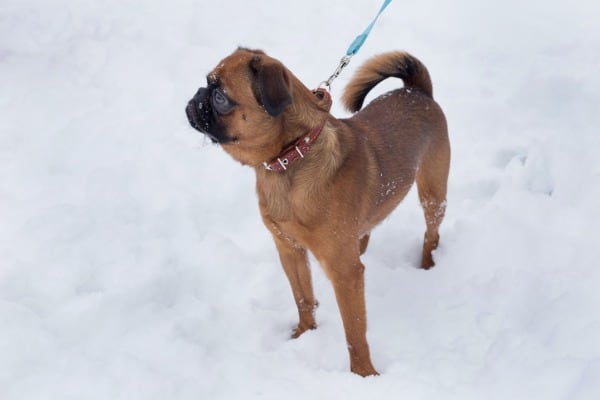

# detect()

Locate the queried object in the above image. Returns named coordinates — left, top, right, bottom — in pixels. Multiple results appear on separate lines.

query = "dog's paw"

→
left=351, top=363, right=380, bottom=377
left=290, top=322, right=317, bottom=339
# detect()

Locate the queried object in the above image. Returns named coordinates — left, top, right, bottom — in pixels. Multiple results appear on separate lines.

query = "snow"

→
left=1, top=0, right=600, bottom=399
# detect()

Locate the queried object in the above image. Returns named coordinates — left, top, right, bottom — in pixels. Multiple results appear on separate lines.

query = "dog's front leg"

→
left=271, top=234, right=318, bottom=339
left=317, top=248, right=378, bottom=377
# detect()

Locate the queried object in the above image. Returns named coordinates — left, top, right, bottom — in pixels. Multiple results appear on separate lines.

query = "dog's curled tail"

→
left=341, top=51, right=433, bottom=113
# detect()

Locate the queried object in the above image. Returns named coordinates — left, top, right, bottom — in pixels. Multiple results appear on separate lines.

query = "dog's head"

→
left=185, top=48, right=329, bottom=167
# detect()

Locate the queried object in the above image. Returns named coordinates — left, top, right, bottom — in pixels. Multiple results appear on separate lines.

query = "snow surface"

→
left=2, top=0, right=600, bottom=399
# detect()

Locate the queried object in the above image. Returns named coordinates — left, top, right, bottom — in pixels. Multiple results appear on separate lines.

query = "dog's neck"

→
left=254, top=120, right=342, bottom=223
left=262, top=88, right=332, bottom=173
left=262, top=121, right=326, bottom=172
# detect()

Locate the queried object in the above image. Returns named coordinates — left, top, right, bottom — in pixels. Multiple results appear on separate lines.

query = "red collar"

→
left=262, top=88, right=331, bottom=173
left=262, top=121, right=326, bottom=172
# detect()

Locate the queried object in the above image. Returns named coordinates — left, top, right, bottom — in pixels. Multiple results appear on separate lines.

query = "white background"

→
left=1, top=0, right=599, bottom=398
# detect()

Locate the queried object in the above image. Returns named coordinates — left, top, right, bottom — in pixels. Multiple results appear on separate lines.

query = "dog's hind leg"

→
left=416, top=135, right=450, bottom=269
left=271, top=235, right=318, bottom=338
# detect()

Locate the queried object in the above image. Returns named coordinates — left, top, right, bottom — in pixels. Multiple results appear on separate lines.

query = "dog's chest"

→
left=257, top=173, right=322, bottom=226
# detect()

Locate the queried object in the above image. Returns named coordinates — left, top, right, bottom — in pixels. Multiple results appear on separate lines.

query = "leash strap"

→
left=321, top=0, right=392, bottom=89
left=346, top=0, right=392, bottom=56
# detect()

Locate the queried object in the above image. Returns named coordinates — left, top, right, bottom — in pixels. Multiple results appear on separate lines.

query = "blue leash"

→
left=321, top=0, right=392, bottom=89
left=346, top=0, right=392, bottom=56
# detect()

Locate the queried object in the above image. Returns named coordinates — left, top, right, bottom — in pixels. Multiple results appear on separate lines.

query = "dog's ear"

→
left=250, top=56, right=292, bottom=117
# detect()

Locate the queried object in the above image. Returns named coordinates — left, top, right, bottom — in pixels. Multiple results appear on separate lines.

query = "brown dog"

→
left=185, top=48, right=450, bottom=376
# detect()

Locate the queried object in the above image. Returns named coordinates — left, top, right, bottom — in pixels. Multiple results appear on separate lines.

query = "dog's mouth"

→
left=185, top=97, right=236, bottom=144
left=185, top=99, right=219, bottom=143
left=185, top=86, right=238, bottom=145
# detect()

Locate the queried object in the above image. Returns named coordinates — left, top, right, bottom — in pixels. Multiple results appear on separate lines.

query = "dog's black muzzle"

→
left=185, top=87, right=236, bottom=144
left=186, top=87, right=217, bottom=140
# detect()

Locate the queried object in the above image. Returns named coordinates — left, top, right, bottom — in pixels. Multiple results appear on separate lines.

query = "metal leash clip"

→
left=317, top=0, right=392, bottom=90
left=320, top=54, right=353, bottom=90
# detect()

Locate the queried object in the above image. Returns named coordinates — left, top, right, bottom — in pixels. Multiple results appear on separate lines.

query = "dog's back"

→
left=340, top=52, right=445, bottom=155
left=340, top=51, right=447, bottom=189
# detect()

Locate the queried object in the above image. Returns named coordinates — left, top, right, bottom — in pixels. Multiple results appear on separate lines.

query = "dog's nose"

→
left=193, top=87, right=210, bottom=102
left=185, top=100, right=193, bottom=114
left=185, top=101, right=198, bottom=125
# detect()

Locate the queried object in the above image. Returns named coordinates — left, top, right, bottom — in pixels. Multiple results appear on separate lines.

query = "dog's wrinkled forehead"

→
left=205, top=48, right=292, bottom=118
left=207, top=48, right=267, bottom=91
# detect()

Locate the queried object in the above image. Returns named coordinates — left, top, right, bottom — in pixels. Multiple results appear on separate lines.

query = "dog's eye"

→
left=212, top=88, right=234, bottom=114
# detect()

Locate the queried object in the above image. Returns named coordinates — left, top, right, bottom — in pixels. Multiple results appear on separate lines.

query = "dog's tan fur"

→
left=194, top=48, right=450, bottom=376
